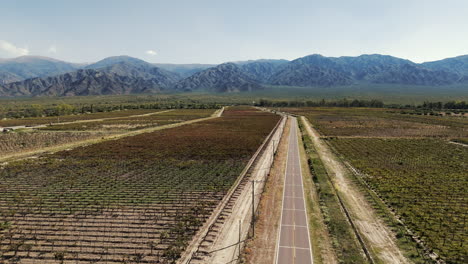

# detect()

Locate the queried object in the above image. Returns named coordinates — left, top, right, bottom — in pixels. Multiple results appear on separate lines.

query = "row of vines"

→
left=287, top=107, right=467, bottom=139
left=0, top=106, right=280, bottom=263
left=0, top=132, right=106, bottom=158
left=38, top=109, right=215, bottom=132
left=327, top=138, right=466, bottom=263
left=285, top=107, right=466, bottom=263
left=0, top=109, right=165, bottom=127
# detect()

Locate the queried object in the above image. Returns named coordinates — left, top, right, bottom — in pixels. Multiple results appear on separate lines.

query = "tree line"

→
left=255, top=99, right=385, bottom=108
left=421, top=101, right=467, bottom=110
left=255, top=99, right=467, bottom=110
left=0, top=102, right=222, bottom=119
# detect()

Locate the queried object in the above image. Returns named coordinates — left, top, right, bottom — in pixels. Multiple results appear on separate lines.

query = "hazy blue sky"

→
left=1, top=0, right=467, bottom=63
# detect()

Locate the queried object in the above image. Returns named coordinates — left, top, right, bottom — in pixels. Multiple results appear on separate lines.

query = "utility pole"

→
left=272, top=139, right=276, bottom=161
left=250, top=178, right=268, bottom=238
left=251, top=180, right=255, bottom=237
left=238, top=219, right=241, bottom=260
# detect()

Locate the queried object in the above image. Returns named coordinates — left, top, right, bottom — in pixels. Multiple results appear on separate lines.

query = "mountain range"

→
left=173, top=63, right=263, bottom=92
left=0, top=54, right=467, bottom=97
left=0, top=56, right=81, bottom=85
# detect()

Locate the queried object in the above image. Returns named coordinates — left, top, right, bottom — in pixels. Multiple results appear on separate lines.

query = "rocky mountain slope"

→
left=86, top=56, right=181, bottom=82
left=0, top=56, right=79, bottom=84
left=268, top=55, right=353, bottom=86
left=173, top=63, right=263, bottom=92
left=0, top=61, right=179, bottom=97
left=267, top=54, right=467, bottom=86
left=154, top=63, right=215, bottom=78
left=1, top=53, right=468, bottom=97
left=238, top=59, right=288, bottom=82
left=421, top=55, right=468, bottom=76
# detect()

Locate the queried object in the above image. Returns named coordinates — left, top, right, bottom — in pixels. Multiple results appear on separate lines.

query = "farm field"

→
left=0, top=131, right=107, bottom=158
left=286, top=107, right=467, bottom=138
left=0, top=109, right=166, bottom=127
left=0, top=94, right=222, bottom=121
left=299, top=122, right=368, bottom=263
left=38, top=109, right=215, bottom=132
left=0, top=106, right=280, bottom=263
left=287, top=107, right=467, bottom=263
left=0, top=109, right=216, bottom=159
left=328, top=138, right=467, bottom=263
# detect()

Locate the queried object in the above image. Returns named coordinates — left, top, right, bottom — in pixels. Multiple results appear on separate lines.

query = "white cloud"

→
left=48, top=45, right=57, bottom=54
left=0, top=40, right=29, bottom=57
left=146, top=50, right=157, bottom=56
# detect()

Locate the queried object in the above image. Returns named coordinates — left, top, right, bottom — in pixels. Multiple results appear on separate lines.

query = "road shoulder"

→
left=297, top=119, right=338, bottom=264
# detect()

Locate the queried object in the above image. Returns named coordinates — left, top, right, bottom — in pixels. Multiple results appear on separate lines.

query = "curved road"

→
left=276, top=117, right=313, bottom=264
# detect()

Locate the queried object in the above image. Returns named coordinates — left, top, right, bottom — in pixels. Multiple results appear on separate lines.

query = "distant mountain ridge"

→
left=153, top=63, right=215, bottom=78
left=421, top=55, right=468, bottom=76
left=268, top=55, right=353, bottom=86
left=239, top=59, right=288, bottom=83
left=86, top=56, right=182, bottom=84
left=173, top=63, right=263, bottom=92
left=0, top=57, right=181, bottom=96
left=266, top=54, right=467, bottom=87
left=1, top=54, right=468, bottom=97
left=0, top=56, right=79, bottom=84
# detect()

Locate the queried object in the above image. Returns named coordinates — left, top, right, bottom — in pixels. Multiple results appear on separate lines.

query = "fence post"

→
left=251, top=180, right=255, bottom=237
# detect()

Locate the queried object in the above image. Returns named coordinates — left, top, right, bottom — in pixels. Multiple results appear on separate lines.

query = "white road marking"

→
left=275, top=117, right=313, bottom=264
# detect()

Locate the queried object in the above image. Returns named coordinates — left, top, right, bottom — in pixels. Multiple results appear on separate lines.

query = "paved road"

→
left=276, top=117, right=313, bottom=264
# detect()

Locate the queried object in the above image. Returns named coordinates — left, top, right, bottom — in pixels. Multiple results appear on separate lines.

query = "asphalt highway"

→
left=276, top=117, right=313, bottom=264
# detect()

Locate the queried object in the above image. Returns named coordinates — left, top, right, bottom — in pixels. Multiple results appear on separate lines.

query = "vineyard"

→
left=0, top=109, right=216, bottom=159
left=38, top=109, right=215, bottom=131
left=287, top=107, right=467, bottom=263
left=0, top=94, right=222, bottom=120
left=0, top=131, right=106, bottom=158
left=328, top=138, right=467, bottom=263
left=0, top=106, right=280, bottom=263
left=287, top=107, right=467, bottom=138
left=0, top=109, right=165, bottom=127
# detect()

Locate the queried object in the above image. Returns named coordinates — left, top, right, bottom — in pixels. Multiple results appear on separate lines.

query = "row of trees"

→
left=421, top=101, right=467, bottom=110
left=2, top=98, right=466, bottom=119
left=255, top=98, right=468, bottom=110
left=255, top=98, right=385, bottom=108
left=1, top=102, right=222, bottom=119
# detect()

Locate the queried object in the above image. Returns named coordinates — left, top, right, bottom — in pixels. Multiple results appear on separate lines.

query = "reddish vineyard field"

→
left=289, top=107, right=467, bottom=263
left=0, top=107, right=280, bottom=263
left=39, top=109, right=215, bottom=131
left=0, top=131, right=106, bottom=158
left=328, top=138, right=467, bottom=263
left=0, top=109, right=165, bottom=127
left=287, top=107, right=467, bottom=138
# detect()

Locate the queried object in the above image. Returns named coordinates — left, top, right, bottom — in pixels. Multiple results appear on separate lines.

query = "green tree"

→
left=30, top=104, right=44, bottom=117
left=56, top=103, right=74, bottom=116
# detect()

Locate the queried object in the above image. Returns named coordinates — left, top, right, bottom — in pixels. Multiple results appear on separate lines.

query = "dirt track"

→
left=301, top=116, right=410, bottom=264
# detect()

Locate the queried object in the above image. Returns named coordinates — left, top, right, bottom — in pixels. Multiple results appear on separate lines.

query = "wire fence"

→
left=182, top=115, right=286, bottom=264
